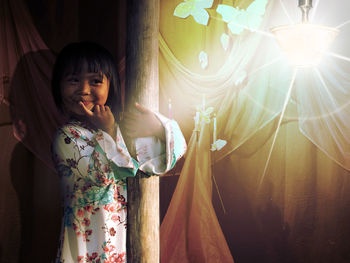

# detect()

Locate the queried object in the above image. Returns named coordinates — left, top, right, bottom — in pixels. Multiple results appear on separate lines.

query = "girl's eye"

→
left=91, top=79, right=103, bottom=85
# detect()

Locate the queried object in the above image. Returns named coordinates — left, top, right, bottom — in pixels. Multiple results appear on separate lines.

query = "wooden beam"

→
left=125, top=0, right=160, bottom=262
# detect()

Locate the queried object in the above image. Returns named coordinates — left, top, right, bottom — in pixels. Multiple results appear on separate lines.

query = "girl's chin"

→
left=64, top=108, right=88, bottom=117
left=63, top=103, right=95, bottom=116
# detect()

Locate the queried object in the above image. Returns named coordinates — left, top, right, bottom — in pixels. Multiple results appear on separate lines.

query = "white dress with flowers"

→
left=52, top=113, right=186, bottom=263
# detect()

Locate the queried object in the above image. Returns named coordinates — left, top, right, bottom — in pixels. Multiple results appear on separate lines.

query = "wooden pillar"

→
left=125, top=0, right=160, bottom=262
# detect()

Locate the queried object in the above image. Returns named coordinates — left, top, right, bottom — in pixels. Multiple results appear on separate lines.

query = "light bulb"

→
left=271, top=23, right=339, bottom=67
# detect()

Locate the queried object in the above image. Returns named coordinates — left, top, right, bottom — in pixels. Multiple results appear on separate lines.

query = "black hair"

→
left=51, top=41, right=121, bottom=118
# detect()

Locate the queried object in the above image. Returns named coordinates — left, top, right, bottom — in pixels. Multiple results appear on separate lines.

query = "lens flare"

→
left=271, top=23, right=339, bottom=67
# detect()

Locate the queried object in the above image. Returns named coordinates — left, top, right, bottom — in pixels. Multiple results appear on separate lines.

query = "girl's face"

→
left=60, top=63, right=110, bottom=117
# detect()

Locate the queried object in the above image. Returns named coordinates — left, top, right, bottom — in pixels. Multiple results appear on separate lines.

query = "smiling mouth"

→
left=74, top=99, right=92, bottom=106
left=81, top=101, right=92, bottom=106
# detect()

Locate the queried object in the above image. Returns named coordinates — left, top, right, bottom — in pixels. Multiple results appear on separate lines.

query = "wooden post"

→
left=125, top=0, right=160, bottom=262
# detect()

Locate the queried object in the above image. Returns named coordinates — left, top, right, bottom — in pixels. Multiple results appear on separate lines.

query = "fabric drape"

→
left=159, top=0, right=350, bottom=262
left=0, top=0, right=65, bottom=170
left=159, top=0, right=350, bottom=170
left=0, top=0, right=127, bottom=170
left=161, top=119, right=234, bottom=263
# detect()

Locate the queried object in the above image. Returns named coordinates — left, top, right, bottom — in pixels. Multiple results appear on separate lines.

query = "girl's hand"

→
left=79, top=102, right=116, bottom=138
left=121, top=103, right=165, bottom=141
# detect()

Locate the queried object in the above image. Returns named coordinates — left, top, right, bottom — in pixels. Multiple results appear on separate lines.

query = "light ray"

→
left=326, top=51, right=350, bottom=63
left=279, top=0, right=294, bottom=24
left=313, top=68, right=335, bottom=105
left=296, top=67, right=350, bottom=121
left=258, top=68, right=298, bottom=189
left=249, top=28, right=276, bottom=39
left=335, top=19, right=350, bottom=30
left=249, top=56, right=282, bottom=77
left=309, top=0, right=320, bottom=22
left=290, top=68, right=350, bottom=122
left=212, top=174, right=226, bottom=214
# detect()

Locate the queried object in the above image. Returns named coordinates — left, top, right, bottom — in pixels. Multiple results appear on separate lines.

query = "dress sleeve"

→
left=52, top=124, right=139, bottom=182
left=135, top=112, right=187, bottom=175
left=52, top=127, right=88, bottom=179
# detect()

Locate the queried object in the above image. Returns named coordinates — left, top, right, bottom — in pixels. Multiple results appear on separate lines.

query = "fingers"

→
left=94, top=105, right=101, bottom=114
left=123, top=112, right=139, bottom=122
left=121, top=103, right=150, bottom=120
left=79, top=102, right=94, bottom=116
left=93, top=105, right=111, bottom=116
left=134, top=102, right=150, bottom=113
left=123, top=103, right=150, bottom=121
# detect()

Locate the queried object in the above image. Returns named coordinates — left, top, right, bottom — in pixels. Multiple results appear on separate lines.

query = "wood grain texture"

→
left=125, top=0, right=160, bottom=262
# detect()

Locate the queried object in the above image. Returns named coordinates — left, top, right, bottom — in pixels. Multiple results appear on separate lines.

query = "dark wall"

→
left=26, top=0, right=127, bottom=61
left=0, top=1, right=128, bottom=262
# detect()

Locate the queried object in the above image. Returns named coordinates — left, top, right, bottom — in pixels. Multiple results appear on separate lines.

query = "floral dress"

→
left=52, top=113, right=186, bottom=263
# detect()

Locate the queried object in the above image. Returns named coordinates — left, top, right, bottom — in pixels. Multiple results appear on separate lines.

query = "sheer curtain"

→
left=159, top=0, right=350, bottom=171
left=0, top=0, right=65, bottom=170
left=159, top=0, right=350, bottom=262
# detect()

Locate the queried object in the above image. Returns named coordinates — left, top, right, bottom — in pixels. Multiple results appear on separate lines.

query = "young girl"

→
left=51, top=42, right=186, bottom=263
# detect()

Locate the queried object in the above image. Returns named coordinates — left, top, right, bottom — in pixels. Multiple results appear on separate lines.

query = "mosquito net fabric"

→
left=159, top=0, right=350, bottom=261
left=3, top=0, right=350, bottom=182
left=159, top=0, right=350, bottom=171
left=161, top=120, right=234, bottom=263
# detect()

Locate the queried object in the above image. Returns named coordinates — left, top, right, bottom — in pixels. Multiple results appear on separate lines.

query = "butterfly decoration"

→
left=193, top=106, right=226, bottom=151
left=216, top=0, right=268, bottom=35
left=220, top=33, right=230, bottom=51
left=199, top=51, right=209, bottom=69
left=200, top=106, right=214, bottom=124
left=174, top=0, right=214, bottom=26
left=211, top=139, right=227, bottom=151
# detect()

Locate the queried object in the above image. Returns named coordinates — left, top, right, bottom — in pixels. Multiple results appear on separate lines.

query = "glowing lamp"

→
left=271, top=0, right=339, bottom=67
left=271, top=24, right=339, bottom=67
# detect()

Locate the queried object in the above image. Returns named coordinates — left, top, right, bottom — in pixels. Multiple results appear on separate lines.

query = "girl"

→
left=51, top=42, right=186, bottom=262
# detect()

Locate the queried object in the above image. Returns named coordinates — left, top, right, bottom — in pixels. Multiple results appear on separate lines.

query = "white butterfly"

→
left=220, top=33, right=230, bottom=51
left=200, top=106, right=214, bottom=123
left=216, top=0, right=268, bottom=35
left=211, top=139, right=227, bottom=151
left=174, top=0, right=214, bottom=26
left=199, top=51, right=208, bottom=69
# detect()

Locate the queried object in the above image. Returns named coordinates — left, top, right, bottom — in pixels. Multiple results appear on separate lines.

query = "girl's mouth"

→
left=75, top=99, right=92, bottom=106
left=81, top=101, right=92, bottom=106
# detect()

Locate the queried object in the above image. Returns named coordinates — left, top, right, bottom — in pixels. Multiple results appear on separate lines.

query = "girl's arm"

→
left=121, top=103, right=165, bottom=141
left=121, top=103, right=187, bottom=176
left=136, top=113, right=187, bottom=175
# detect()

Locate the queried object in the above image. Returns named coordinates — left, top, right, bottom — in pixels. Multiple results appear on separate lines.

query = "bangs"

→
left=62, top=56, right=112, bottom=79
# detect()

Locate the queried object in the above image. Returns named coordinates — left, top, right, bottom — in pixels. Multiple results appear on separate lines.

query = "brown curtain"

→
left=0, top=0, right=127, bottom=261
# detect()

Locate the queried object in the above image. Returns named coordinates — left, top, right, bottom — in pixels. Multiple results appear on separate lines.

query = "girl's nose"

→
left=78, top=80, right=91, bottom=95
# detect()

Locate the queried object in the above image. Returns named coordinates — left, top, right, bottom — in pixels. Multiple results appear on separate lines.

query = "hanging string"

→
left=212, top=163, right=227, bottom=214
left=258, top=68, right=298, bottom=190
